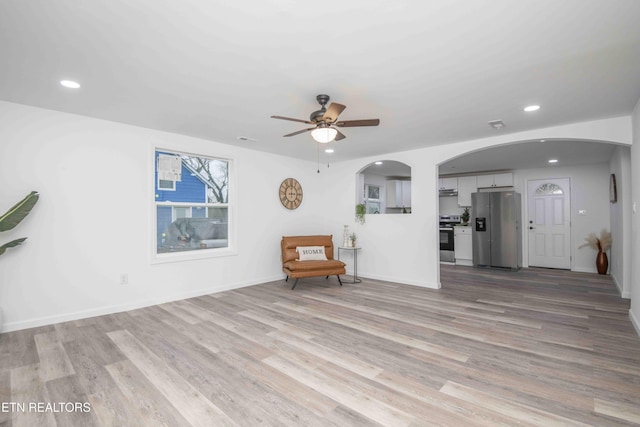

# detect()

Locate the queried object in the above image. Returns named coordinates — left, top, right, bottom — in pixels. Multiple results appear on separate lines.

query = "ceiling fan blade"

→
left=334, top=129, right=346, bottom=141
left=283, top=128, right=315, bottom=137
left=271, top=115, right=314, bottom=125
left=322, top=103, right=346, bottom=123
left=335, top=119, right=380, bottom=127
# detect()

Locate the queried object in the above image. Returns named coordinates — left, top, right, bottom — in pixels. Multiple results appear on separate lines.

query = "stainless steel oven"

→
left=439, top=215, right=460, bottom=263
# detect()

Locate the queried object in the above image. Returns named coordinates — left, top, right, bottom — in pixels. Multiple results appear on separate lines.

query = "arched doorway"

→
left=356, top=160, right=412, bottom=215
left=436, top=139, right=629, bottom=289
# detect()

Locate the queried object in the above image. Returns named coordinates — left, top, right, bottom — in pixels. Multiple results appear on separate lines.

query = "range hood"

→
left=439, top=189, right=458, bottom=197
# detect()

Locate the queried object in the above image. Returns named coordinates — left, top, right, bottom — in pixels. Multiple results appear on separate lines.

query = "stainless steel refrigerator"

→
left=471, top=191, right=522, bottom=270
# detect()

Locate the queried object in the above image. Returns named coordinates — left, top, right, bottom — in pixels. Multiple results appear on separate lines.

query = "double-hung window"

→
left=154, top=149, right=231, bottom=260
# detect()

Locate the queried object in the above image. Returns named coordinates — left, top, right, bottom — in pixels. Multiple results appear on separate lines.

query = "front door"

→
left=527, top=178, right=571, bottom=269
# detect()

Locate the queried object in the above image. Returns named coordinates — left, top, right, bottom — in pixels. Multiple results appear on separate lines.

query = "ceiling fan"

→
left=271, top=94, right=380, bottom=143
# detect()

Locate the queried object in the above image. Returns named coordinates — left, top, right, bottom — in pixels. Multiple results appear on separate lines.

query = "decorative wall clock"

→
left=279, top=178, right=303, bottom=210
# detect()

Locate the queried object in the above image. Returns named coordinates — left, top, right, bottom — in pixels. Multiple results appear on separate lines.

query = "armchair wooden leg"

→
left=291, top=278, right=299, bottom=290
left=325, top=275, right=329, bottom=279
left=285, top=276, right=289, bottom=282
left=337, top=275, right=343, bottom=286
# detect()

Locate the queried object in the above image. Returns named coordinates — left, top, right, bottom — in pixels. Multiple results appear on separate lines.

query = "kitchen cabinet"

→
left=476, top=172, right=513, bottom=188
left=438, top=177, right=458, bottom=191
left=454, top=226, right=473, bottom=266
left=457, top=176, right=477, bottom=206
left=386, top=180, right=411, bottom=208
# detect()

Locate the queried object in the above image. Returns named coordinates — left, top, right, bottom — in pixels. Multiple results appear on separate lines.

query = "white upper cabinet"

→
left=438, top=177, right=458, bottom=191
left=386, top=180, right=411, bottom=208
left=476, top=173, right=513, bottom=188
left=401, top=180, right=411, bottom=207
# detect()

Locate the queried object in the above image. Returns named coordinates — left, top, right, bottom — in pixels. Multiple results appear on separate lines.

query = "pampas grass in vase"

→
left=579, top=229, right=611, bottom=274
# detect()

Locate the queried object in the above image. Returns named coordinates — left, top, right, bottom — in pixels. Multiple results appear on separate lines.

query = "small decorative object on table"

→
left=343, top=225, right=350, bottom=247
left=349, top=233, right=357, bottom=247
left=578, top=229, right=612, bottom=274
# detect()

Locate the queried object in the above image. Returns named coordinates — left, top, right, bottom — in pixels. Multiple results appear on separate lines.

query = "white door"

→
left=527, top=178, right=571, bottom=269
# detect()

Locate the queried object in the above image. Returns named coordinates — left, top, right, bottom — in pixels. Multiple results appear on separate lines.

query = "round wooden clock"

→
left=279, top=178, right=303, bottom=210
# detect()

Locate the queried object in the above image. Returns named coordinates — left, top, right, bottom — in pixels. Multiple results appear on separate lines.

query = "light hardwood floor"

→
left=1, top=265, right=640, bottom=426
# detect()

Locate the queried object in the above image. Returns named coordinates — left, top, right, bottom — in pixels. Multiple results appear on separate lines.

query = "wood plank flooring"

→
left=1, top=265, right=640, bottom=426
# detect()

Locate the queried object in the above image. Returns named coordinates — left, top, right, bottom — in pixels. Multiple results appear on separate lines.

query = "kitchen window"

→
left=365, top=184, right=381, bottom=214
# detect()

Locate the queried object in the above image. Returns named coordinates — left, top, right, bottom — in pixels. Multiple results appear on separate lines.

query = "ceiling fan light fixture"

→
left=311, top=127, right=337, bottom=143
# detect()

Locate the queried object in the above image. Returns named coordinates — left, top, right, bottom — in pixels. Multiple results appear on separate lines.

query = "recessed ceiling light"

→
left=375, top=161, right=383, bottom=165
left=524, top=105, right=540, bottom=112
left=60, top=80, right=80, bottom=89
left=548, top=159, right=558, bottom=163
left=325, top=149, right=334, bottom=153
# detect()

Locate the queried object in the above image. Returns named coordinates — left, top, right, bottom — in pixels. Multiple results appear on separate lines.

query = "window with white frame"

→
left=365, top=184, right=381, bottom=214
left=154, top=150, right=231, bottom=257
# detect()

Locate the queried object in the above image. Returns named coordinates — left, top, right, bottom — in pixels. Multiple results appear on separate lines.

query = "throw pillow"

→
left=297, top=246, right=327, bottom=261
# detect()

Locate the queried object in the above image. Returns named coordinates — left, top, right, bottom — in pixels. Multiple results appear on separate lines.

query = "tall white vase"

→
left=343, top=225, right=350, bottom=247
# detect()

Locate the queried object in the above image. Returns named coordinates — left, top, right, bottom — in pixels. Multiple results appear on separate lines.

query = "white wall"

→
left=0, top=101, right=326, bottom=331
left=609, top=146, right=632, bottom=297
left=0, top=100, right=634, bottom=332
left=321, top=152, right=438, bottom=288
left=322, top=117, right=632, bottom=289
left=513, top=164, right=611, bottom=273
left=630, top=98, right=640, bottom=335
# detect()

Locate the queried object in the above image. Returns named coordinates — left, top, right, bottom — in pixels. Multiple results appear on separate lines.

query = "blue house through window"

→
left=154, top=151, right=229, bottom=254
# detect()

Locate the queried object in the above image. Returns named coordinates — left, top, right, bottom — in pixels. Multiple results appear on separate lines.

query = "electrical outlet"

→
left=119, top=274, right=128, bottom=285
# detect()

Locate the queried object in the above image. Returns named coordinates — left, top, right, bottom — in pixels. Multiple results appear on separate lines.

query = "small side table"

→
left=337, top=246, right=362, bottom=283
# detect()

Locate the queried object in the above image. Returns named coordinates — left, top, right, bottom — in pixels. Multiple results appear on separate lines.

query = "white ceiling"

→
left=1, top=1, right=639, bottom=166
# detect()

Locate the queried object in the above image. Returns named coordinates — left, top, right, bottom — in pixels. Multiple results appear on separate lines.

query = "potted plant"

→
left=578, top=229, right=611, bottom=274
left=0, top=191, right=39, bottom=332
left=1, top=191, right=39, bottom=256
left=349, top=232, right=357, bottom=247
left=461, top=207, right=470, bottom=224
left=355, top=203, right=366, bottom=224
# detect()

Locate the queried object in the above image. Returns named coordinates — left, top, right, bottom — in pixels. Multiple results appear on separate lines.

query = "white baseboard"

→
left=356, top=271, right=440, bottom=289
left=609, top=273, right=631, bottom=299
left=571, top=266, right=598, bottom=273
left=630, top=309, right=640, bottom=338
left=1, top=274, right=284, bottom=333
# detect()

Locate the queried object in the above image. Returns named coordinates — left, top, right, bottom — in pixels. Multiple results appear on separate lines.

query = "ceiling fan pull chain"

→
left=317, top=142, right=320, bottom=173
